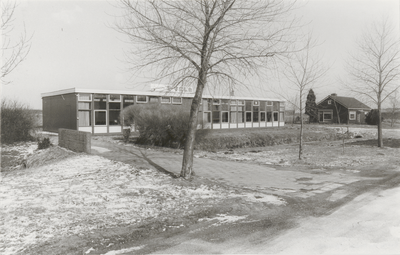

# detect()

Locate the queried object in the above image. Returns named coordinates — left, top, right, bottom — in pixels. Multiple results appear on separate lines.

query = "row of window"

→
left=78, top=93, right=182, bottom=104
left=204, top=111, right=283, bottom=124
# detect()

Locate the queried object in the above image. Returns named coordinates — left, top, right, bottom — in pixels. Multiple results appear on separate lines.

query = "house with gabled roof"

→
left=317, top=93, right=371, bottom=124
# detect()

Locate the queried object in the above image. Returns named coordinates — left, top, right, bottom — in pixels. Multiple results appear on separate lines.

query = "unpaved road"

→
left=147, top=186, right=400, bottom=254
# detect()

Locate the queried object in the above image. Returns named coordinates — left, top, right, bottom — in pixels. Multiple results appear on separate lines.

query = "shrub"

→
left=1, top=99, right=36, bottom=144
left=37, top=137, right=52, bottom=150
left=365, top=109, right=384, bottom=125
left=120, top=104, right=190, bottom=148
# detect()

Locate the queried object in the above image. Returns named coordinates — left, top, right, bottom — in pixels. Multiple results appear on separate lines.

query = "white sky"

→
left=1, top=0, right=399, bottom=109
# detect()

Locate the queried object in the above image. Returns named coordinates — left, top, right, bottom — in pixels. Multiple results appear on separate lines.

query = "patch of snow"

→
left=91, top=146, right=111, bottom=153
left=200, top=214, right=248, bottom=226
left=231, top=193, right=286, bottom=205
left=103, top=245, right=145, bottom=255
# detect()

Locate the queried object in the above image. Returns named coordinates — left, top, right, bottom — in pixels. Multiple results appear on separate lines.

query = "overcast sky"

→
left=1, top=0, right=399, bottom=109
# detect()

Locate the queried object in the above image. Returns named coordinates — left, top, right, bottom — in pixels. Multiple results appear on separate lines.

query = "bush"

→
left=365, top=109, right=384, bottom=125
left=120, top=104, right=190, bottom=148
left=1, top=99, right=36, bottom=144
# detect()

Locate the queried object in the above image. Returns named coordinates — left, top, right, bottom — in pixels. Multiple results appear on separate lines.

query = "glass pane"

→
left=79, top=93, right=91, bottom=101
left=324, top=113, right=332, bottom=120
left=230, top=112, right=237, bottom=123
left=109, top=102, right=120, bottom=110
left=123, top=95, right=134, bottom=108
left=230, top=100, right=237, bottom=105
left=237, top=106, right=243, bottom=112
left=162, top=97, right=171, bottom=103
left=222, top=112, right=229, bottom=122
left=267, top=112, right=272, bottom=122
left=273, top=112, right=278, bottom=121
left=212, top=111, right=220, bottom=123
left=78, top=111, right=91, bottom=126
left=253, top=112, right=259, bottom=122
left=245, top=101, right=252, bottom=111
left=94, top=101, right=106, bottom=109
left=246, top=112, right=252, bottom=122
left=109, top=111, right=120, bottom=125
left=253, top=106, right=259, bottom=112
left=238, top=112, right=244, bottom=123
left=149, top=96, right=159, bottom=103
left=212, top=105, right=220, bottom=111
left=94, top=94, right=106, bottom=100
left=221, top=99, right=229, bottom=111
left=109, top=94, right=121, bottom=102
left=172, top=97, right=182, bottom=103
left=78, top=102, right=91, bottom=110
left=137, top=95, right=147, bottom=102
left=260, top=101, right=266, bottom=109
left=238, top=100, right=245, bottom=105
left=230, top=106, right=237, bottom=111
left=280, top=112, right=284, bottom=122
left=261, top=112, right=266, bottom=121
left=273, top=102, right=279, bottom=111
left=95, top=111, right=106, bottom=125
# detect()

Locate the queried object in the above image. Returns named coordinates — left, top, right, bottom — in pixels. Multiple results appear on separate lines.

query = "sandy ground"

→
left=149, top=186, right=400, bottom=254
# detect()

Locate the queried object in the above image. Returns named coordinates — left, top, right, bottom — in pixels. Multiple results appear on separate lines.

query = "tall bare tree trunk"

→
left=377, top=93, right=383, bottom=147
left=180, top=71, right=206, bottom=179
left=299, top=97, right=303, bottom=160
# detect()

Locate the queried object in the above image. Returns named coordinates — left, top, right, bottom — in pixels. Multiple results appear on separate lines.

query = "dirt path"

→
left=135, top=186, right=400, bottom=254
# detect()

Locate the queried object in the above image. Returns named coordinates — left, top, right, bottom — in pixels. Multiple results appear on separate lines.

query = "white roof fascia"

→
left=41, top=88, right=284, bottom=102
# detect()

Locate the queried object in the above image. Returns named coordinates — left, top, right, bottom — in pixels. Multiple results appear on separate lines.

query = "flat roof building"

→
left=41, top=88, right=286, bottom=134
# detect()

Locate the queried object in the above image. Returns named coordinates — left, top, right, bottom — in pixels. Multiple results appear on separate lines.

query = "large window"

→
left=94, top=94, right=106, bottom=109
left=123, top=95, right=134, bottom=108
left=253, top=106, right=259, bottom=122
left=222, top=112, right=229, bottom=123
left=221, top=99, right=229, bottom=111
left=78, top=93, right=92, bottom=101
left=273, top=112, right=278, bottom=122
left=324, top=113, right=332, bottom=120
left=172, top=97, right=182, bottom=104
left=161, top=97, right=171, bottom=104
left=246, top=112, right=252, bottom=122
left=267, top=112, right=272, bottom=122
left=260, top=112, right=266, bottom=121
left=95, top=111, right=106, bottom=125
left=245, top=101, right=252, bottom=111
left=136, top=95, right=148, bottom=103
left=78, top=111, right=91, bottom=126
left=149, top=96, right=159, bottom=103
left=109, top=95, right=121, bottom=126
left=212, top=111, right=220, bottom=123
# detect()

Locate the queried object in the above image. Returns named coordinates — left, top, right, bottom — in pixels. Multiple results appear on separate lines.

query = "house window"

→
left=172, top=97, right=182, bottom=104
left=136, top=95, right=148, bottom=103
left=231, top=106, right=237, bottom=111
left=349, top=111, right=356, bottom=120
left=123, top=95, right=134, bottom=108
left=161, top=97, right=171, bottom=103
left=109, top=111, right=120, bottom=126
left=95, top=111, right=107, bottom=125
left=212, top=99, right=220, bottom=105
left=94, top=94, right=107, bottom=109
left=261, top=112, right=266, bottom=121
left=222, top=112, right=229, bottom=123
left=78, top=93, right=92, bottom=101
left=237, top=100, right=245, bottom=105
left=109, top=94, right=121, bottom=102
left=246, top=112, right=252, bottom=122
left=245, top=101, right=252, bottom=111
left=328, top=100, right=332, bottom=105
left=78, top=111, right=91, bottom=126
left=253, top=101, right=259, bottom=106
left=221, top=99, right=229, bottom=111
left=149, top=96, right=159, bottom=103
left=323, top=113, right=332, bottom=120
left=212, top=111, right=220, bottom=123
left=273, top=112, right=278, bottom=121
left=267, top=112, right=272, bottom=122
left=266, top=101, right=273, bottom=106
left=78, top=102, right=91, bottom=110
left=230, top=100, right=237, bottom=105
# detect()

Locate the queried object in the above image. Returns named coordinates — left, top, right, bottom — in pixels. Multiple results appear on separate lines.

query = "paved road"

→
left=91, top=140, right=359, bottom=198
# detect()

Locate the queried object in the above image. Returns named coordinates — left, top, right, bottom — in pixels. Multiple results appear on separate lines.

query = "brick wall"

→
left=59, top=129, right=91, bottom=153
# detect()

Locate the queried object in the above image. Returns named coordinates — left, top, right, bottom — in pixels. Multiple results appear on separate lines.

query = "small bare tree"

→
left=1, top=0, right=32, bottom=84
left=281, top=37, right=328, bottom=159
left=116, top=0, right=301, bottom=178
left=344, top=19, right=400, bottom=147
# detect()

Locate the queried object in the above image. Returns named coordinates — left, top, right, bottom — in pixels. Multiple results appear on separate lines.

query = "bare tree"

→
left=280, top=37, right=328, bottom=159
left=1, top=0, right=31, bottom=84
left=344, top=19, right=400, bottom=147
left=116, top=0, right=301, bottom=178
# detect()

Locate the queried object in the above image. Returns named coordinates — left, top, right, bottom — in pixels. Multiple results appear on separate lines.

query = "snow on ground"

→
left=0, top=145, right=231, bottom=255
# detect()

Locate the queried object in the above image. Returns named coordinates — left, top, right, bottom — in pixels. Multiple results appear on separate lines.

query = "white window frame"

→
left=253, top=101, right=259, bottom=106
left=78, top=93, right=92, bottom=101
left=161, top=97, right=171, bottom=104
left=172, top=97, right=182, bottom=104
left=266, top=101, right=273, bottom=106
left=136, top=95, right=148, bottom=103
left=328, top=100, right=332, bottom=105
left=349, top=111, right=356, bottom=120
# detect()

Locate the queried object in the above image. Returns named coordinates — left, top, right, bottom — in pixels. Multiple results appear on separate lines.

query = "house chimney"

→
left=331, top=93, right=337, bottom=97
